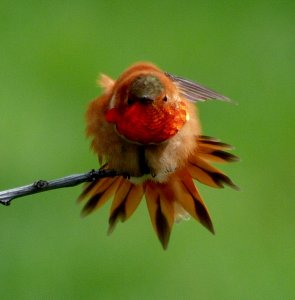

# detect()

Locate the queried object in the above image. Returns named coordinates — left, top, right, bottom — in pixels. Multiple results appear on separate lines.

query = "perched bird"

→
left=79, top=62, right=238, bottom=249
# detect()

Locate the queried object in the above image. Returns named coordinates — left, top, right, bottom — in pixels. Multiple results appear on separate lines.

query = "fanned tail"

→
left=143, top=135, right=239, bottom=248
left=197, top=135, right=239, bottom=163
left=145, top=168, right=214, bottom=249
left=187, top=135, right=239, bottom=190
left=78, top=176, right=123, bottom=216
left=78, top=135, right=238, bottom=249
left=78, top=170, right=144, bottom=233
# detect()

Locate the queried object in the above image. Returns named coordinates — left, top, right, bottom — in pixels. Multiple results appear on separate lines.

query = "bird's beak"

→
left=138, top=95, right=155, bottom=104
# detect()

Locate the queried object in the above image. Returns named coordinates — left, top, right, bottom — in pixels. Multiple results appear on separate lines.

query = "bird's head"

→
left=127, top=74, right=166, bottom=106
left=105, top=63, right=188, bottom=145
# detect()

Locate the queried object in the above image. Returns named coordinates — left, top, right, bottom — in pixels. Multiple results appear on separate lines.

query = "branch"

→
left=0, top=169, right=119, bottom=206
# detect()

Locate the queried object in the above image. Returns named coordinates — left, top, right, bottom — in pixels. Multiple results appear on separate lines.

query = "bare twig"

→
left=0, top=169, right=118, bottom=206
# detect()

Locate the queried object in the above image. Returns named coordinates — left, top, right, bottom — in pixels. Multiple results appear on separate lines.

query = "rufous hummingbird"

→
left=79, top=62, right=238, bottom=249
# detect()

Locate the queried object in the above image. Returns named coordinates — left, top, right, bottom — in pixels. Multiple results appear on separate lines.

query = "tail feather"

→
left=198, top=150, right=239, bottom=164
left=175, top=170, right=214, bottom=234
left=188, top=136, right=239, bottom=190
left=79, top=176, right=117, bottom=202
left=145, top=182, right=174, bottom=249
left=108, top=180, right=132, bottom=233
left=188, top=157, right=238, bottom=190
left=108, top=181, right=144, bottom=234
left=79, top=135, right=238, bottom=249
left=145, top=170, right=214, bottom=248
left=79, top=175, right=144, bottom=232
left=124, top=184, right=145, bottom=219
left=197, top=136, right=239, bottom=162
left=81, top=177, right=122, bottom=216
left=188, top=161, right=223, bottom=189
left=198, top=135, right=234, bottom=150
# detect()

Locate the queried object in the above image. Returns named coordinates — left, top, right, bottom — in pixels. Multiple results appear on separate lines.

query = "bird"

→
left=78, top=62, right=239, bottom=249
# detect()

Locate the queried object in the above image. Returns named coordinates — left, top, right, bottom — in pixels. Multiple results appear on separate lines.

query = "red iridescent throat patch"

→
left=105, top=101, right=188, bottom=144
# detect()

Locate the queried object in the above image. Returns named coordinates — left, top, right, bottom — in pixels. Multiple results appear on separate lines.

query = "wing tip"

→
left=164, top=71, right=234, bottom=103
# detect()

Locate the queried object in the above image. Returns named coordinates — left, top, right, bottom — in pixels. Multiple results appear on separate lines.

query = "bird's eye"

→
left=163, top=96, right=168, bottom=102
left=127, top=98, right=134, bottom=105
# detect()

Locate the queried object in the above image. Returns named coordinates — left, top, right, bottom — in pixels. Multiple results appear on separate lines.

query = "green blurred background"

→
left=0, top=1, right=294, bottom=299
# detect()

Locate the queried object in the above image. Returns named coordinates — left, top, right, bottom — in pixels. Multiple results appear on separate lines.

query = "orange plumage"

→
left=79, top=62, right=238, bottom=249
